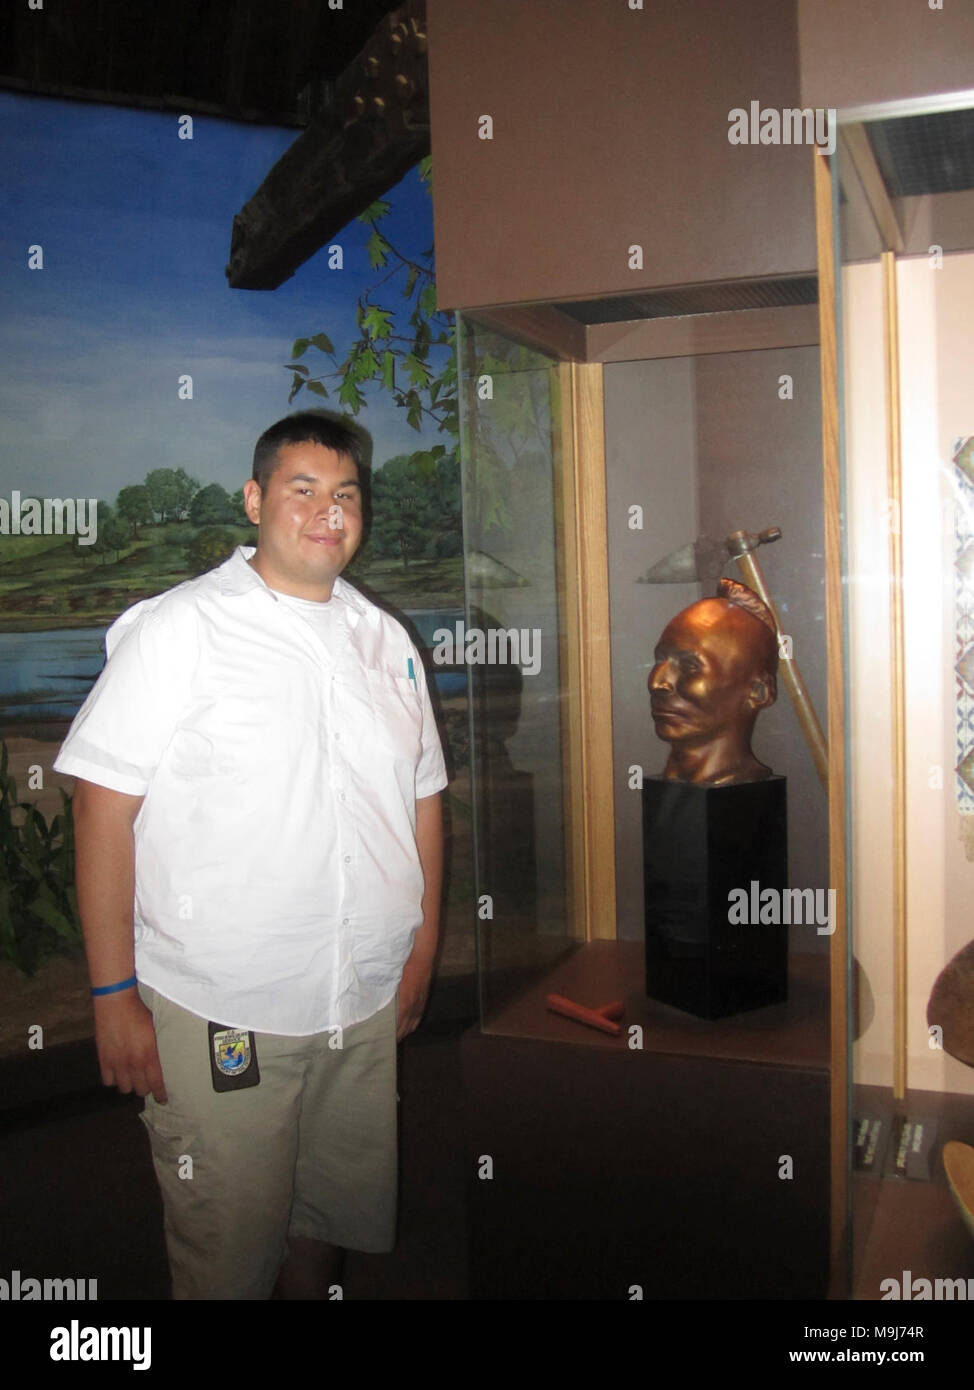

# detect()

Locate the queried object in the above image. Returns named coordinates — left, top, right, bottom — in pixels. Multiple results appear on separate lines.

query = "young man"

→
left=55, top=413, right=447, bottom=1299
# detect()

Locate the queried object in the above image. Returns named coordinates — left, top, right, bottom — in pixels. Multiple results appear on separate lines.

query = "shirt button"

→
left=344, top=855, right=351, bottom=863
left=342, top=917, right=349, bottom=926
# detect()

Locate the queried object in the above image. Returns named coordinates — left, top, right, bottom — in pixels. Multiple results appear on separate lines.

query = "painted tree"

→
left=284, top=158, right=457, bottom=493
left=115, top=484, right=153, bottom=539
left=87, top=504, right=130, bottom=564
left=172, top=467, right=200, bottom=520
left=186, top=526, right=238, bottom=576
left=144, top=468, right=181, bottom=524
left=190, top=483, right=235, bottom=526
left=144, top=466, right=200, bottom=523
left=282, top=159, right=547, bottom=551
left=370, top=453, right=436, bottom=569
left=71, top=501, right=112, bottom=565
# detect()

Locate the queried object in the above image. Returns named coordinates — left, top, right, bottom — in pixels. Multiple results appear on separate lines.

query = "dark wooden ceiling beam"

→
left=0, top=1, right=406, bottom=129
left=225, top=0, right=429, bottom=290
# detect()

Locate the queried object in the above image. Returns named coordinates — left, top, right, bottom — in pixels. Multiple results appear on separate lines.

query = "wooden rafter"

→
left=226, top=0, right=430, bottom=290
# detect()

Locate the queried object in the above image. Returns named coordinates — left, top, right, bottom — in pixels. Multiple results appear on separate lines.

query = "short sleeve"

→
left=53, top=596, right=200, bottom=796
left=412, top=641, right=449, bottom=800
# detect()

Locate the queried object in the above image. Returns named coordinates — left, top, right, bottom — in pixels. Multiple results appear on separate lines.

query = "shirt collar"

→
left=216, top=546, right=369, bottom=626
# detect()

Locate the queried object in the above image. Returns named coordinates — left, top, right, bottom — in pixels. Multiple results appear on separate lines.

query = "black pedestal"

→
left=643, top=776, right=787, bottom=1019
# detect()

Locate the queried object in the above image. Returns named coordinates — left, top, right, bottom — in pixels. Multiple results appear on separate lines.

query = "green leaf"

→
left=30, top=886, right=77, bottom=942
left=352, top=346, right=379, bottom=383
left=366, top=228, right=391, bottom=270
left=381, top=351, right=395, bottom=391
left=18, top=852, right=42, bottom=881
left=419, top=285, right=438, bottom=317
left=25, top=806, right=51, bottom=849
left=291, top=337, right=311, bottom=359
left=338, top=380, right=366, bottom=411
left=414, top=452, right=437, bottom=483
left=403, top=266, right=419, bottom=299
left=403, top=354, right=431, bottom=389
left=357, top=198, right=391, bottom=224
left=288, top=375, right=305, bottom=404
left=22, top=810, right=42, bottom=859
left=286, top=362, right=310, bottom=376
left=306, top=380, right=329, bottom=398
left=362, top=305, right=394, bottom=341
left=311, top=332, right=334, bottom=355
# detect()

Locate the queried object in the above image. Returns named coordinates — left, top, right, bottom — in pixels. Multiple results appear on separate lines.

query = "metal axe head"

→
left=637, top=528, right=781, bottom=584
left=637, top=536, right=728, bottom=584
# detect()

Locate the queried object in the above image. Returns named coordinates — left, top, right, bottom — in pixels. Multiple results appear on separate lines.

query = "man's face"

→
left=648, top=600, right=771, bottom=746
left=243, top=442, right=363, bottom=600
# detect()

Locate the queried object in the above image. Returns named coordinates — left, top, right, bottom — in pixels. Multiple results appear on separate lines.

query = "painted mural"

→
left=0, top=92, right=469, bottom=1003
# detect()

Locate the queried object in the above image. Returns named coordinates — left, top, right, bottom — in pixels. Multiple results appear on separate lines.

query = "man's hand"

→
left=397, top=792, right=443, bottom=1041
left=397, top=954, right=434, bottom=1041
left=72, top=778, right=165, bottom=1098
left=93, top=989, right=168, bottom=1103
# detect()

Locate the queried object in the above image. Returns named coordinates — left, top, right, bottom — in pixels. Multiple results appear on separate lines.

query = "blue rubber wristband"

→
left=90, top=975, right=138, bottom=997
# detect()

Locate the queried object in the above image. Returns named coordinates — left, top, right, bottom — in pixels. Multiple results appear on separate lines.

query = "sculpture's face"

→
left=648, top=599, right=773, bottom=747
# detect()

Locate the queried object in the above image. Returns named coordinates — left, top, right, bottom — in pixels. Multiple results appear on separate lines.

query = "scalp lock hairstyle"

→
left=252, top=412, right=365, bottom=493
left=716, top=577, right=779, bottom=675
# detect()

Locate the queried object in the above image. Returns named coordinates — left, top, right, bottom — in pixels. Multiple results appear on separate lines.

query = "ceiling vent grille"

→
left=554, top=276, right=818, bottom=325
left=867, top=109, right=974, bottom=198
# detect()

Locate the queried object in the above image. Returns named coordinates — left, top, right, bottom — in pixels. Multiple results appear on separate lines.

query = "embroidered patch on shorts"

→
left=207, top=1022, right=261, bottom=1092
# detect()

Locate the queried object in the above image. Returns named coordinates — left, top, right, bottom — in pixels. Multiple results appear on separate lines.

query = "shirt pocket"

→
left=364, top=668, right=423, bottom=765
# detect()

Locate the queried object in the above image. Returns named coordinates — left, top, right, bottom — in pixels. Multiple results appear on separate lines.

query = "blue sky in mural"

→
left=0, top=92, right=445, bottom=504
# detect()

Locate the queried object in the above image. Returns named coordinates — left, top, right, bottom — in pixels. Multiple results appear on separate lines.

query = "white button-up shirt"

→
left=54, top=547, right=448, bottom=1035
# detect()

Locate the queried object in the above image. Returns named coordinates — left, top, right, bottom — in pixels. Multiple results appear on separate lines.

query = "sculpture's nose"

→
left=648, top=661, right=672, bottom=693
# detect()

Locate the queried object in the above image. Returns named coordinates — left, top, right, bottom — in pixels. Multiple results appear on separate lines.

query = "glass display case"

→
left=833, top=100, right=974, bottom=1299
left=456, top=293, right=837, bottom=1299
left=455, top=106, right=974, bottom=1303
left=455, top=322, right=577, bottom=1024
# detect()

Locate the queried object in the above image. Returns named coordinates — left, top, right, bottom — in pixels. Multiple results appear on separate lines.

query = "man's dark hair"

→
left=252, top=412, right=365, bottom=493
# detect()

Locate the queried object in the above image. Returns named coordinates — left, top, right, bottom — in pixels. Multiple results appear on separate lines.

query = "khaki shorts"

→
left=138, top=984, right=398, bottom=1300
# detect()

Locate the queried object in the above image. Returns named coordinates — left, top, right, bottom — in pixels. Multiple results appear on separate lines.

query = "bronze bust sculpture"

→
left=649, top=578, right=778, bottom=785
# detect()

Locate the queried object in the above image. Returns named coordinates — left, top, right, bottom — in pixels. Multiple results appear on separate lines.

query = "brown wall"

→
left=799, top=0, right=974, bottom=114
left=428, top=0, right=817, bottom=311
